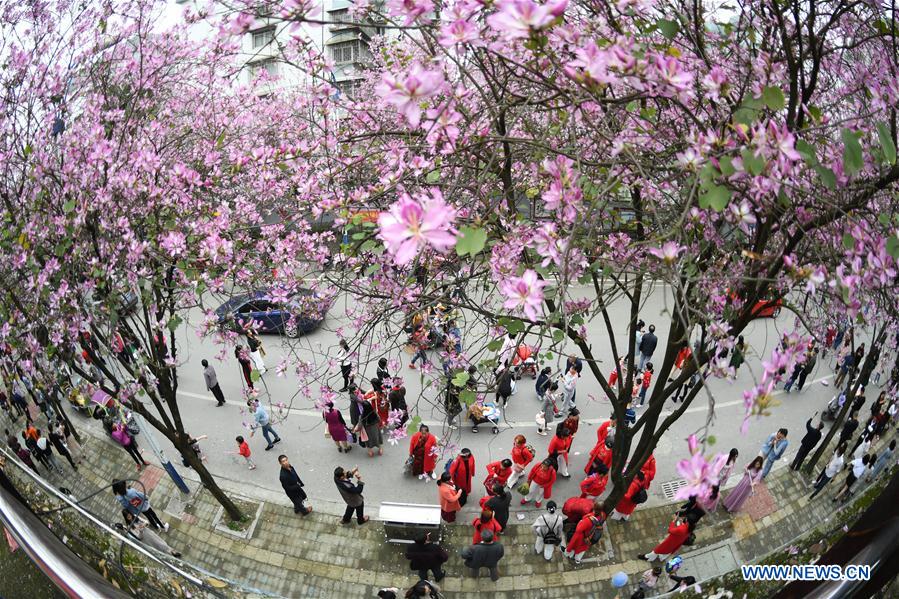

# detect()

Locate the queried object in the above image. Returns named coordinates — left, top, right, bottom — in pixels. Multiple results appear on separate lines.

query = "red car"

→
left=750, top=298, right=782, bottom=318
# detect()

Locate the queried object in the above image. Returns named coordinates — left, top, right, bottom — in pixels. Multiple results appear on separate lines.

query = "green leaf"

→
left=887, top=236, right=899, bottom=259
left=250, top=370, right=261, bottom=382
left=459, top=389, right=477, bottom=406
left=166, top=315, right=183, bottom=332
left=842, top=233, right=856, bottom=250
left=451, top=371, right=470, bottom=388
left=698, top=185, right=732, bottom=211
left=406, top=415, right=422, bottom=435
left=878, top=213, right=891, bottom=227
left=552, top=329, right=565, bottom=343
left=718, top=156, right=735, bottom=177
left=657, top=18, right=679, bottom=39
left=425, top=169, right=441, bottom=183
left=62, top=200, right=76, bottom=214
left=707, top=435, right=716, bottom=446
left=486, top=339, right=503, bottom=351
left=502, top=319, right=525, bottom=335
left=814, top=166, right=836, bottom=190
left=741, top=149, right=766, bottom=176
left=841, top=128, right=863, bottom=175
left=455, top=226, right=487, bottom=257
left=762, top=86, right=785, bottom=111
left=794, top=139, right=817, bottom=165
left=733, top=96, right=765, bottom=125
left=876, top=122, right=896, bottom=165
left=807, top=105, right=822, bottom=123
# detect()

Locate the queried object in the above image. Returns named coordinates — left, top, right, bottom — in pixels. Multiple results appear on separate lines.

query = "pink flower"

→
left=702, top=67, right=728, bottom=101
left=499, top=269, right=547, bottom=321
left=386, top=0, right=434, bottom=25
left=376, top=63, right=445, bottom=127
left=645, top=53, right=693, bottom=100
left=486, top=0, right=568, bottom=40
left=377, top=189, right=457, bottom=265
left=159, top=231, right=186, bottom=258
left=674, top=451, right=728, bottom=501
left=438, top=19, right=481, bottom=47
left=226, top=12, right=255, bottom=35
left=729, top=200, right=757, bottom=233
left=648, top=241, right=685, bottom=265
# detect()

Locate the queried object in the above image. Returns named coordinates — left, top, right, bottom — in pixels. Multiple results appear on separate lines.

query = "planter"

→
left=211, top=497, right=264, bottom=540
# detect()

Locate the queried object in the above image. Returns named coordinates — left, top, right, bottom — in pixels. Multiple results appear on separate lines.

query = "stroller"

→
left=822, top=392, right=846, bottom=422
left=512, top=345, right=539, bottom=379
left=468, top=402, right=501, bottom=434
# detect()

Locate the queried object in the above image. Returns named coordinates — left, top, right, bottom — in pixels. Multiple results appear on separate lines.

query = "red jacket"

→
left=409, top=432, right=437, bottom=474
left=653, top=520, right=691, bottom=555
left=614, top=478, right=645, bottom=516
left=567, top=513, right=603, bottom=555
left=562, top=496, right=594, bottom=522
left=486, top=461, right=512, bottom=486
left=449, top=454, right=476, bottom=494
left=641, top=371, right=652, bottom=389
left=596, top=420, right=613, bottom=445
left=511, top=444, right=534, bottom=467
left=674, top=347, right=691, bottom=370
left=641, top=455, right=657, bottom=484
left=472, top=516, right=502, bottom=544
left=563, top=415, right=580, bottom=437
left=548, top=436, right=572, bottom=463
left=527, top=464, right=557, bottom=497
left=580, top=473, right=608, bottom=498
left=586, top=442, right=613, bottom=474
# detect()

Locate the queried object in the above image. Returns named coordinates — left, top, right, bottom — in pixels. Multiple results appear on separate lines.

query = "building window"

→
left=252, top=28, right=275, bottom=49
left=249, top=58, right=278, bottom=79
left=330, top=40, right=360, bottom=64
left=335, top=79, right=361, bottom=100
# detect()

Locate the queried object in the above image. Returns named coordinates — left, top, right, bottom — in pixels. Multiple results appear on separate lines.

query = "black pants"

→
left=287, top=490, right=309, bottom=515
left=143, top=507, right=165, bottom=530
left=810, top=472, right=832, bottom=498
left=340, top=365, right=352, bottom=389
left=418, top=567, right=445, bottom=581
left=342, top=502, right=365, bottom=524
left=210, top=384, right=225, bottom=405
left=790, top=445, right=813, bottom=470
left=458, top=489, right=468, bottom=507
left=796, top=369, right=810, bottom=391
left=123, top=442, right=145, bottom=466
left=57, top=447, right=77, bottom=469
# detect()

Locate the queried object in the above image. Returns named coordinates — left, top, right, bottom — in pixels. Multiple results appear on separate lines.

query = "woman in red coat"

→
left=485, top=459, right=513, bottom=493
left=409, top=425, right=437, bottom=480
left=596, top=417, right=616, bottom=445
left=579, top=472, right=608, bottom=498
left=471, top=508, right=502, bottom=544
left=610, top=471, right=647, bottom=521
left=522, top=457, right=557, bottom=507
left=564, top=507, right=605, bottom=564
left=507, top=435, right=535, bottom=487
left=548, top=427, right=573, bottom=478
left=449, top=448, right=475, bottom=506
left=586, top=439, right=614, bottom=475
left=638, top=517, right=693, bottom=561
left=641, top=454, right=657, bottom=484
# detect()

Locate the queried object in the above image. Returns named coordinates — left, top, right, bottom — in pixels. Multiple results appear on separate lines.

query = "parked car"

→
left=214, top=289, right=331, bottom=337
left=750, top=298, right=782, bottom=318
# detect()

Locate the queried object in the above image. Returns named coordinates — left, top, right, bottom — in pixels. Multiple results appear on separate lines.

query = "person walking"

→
left=409, top=424, right=438, bottom=480
left=610, top=471, right=648, bottom=521
left=790, top=416, right=824, bottom=471
left=810, top=443, right=848, bottom=499
left=838, top=412, right=859, bottom=446
left=866, top=440, right=895, bottom=482
left=47, top=426, right=76, bottom=470
left=322, top=401, right=351, bottom=453
left=334, top=466, right=369, bottom=525
left=483, top=484, right=512, bottom=530
left=537, top=382, right=558, bottom=435
left=405, top=532, right=448, bottom=583
left=729, top=336, right=746, bottom=374
left=638, top=516, right=694, bottom=562
left=337, top=340, right=353, bottom=391
left=34, top=430, right=63, bottom=474
left=638, top=325, right=658, bottom=370
left=718, top=449, right=739, bottom=487
left=521, top=457, right=557, bottom=508
left=54, top=418, right=82, bottom=465
left=832, top=454, right=870, bottom=502
left=121, top=511, right=181, bottom=557
left=355, top=397, right=383, bottom=457
left=113, top=480, right=167, bottom=531
left=234, top=345, right=254, bottom=390
left=796, top=348, right=818, bottom=392
left=437, top=472, right=463, bottom=522
left=564, top=503, right=606, bottom=564
left=560, top=366, right=578, bottom=414
left=460, top=529, right=504, bottom=581
left=448, top=448, right=475, bottom=506
left=495, top=363, right=514, bottom=408
left=723, top=456, right=764, bottom=512
left=250, top=402, right=281, bottom=451
left=547, top=427, right=572, bottom=478
left=234, top=436, right=256, bottom=469
left=760, top=428, right=789, bottom=478
left=202, top=359, right=226, bottom=407
left=246, top=330, right=267, bottom=375
left=409, top=324, right=430, bottom=369
left=278, top=455, right=312, bottom=515
left=111, top=422, right=149, bottom=471
left=471, top=508, right=503, bottom=543
left=532, top=501, right=565, bottom=560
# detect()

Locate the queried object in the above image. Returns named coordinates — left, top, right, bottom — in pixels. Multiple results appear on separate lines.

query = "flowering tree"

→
left=213, top=0, right=899, bottom=508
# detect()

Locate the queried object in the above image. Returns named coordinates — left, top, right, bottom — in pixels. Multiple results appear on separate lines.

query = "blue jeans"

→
left=639, top=353, right=652, bottom=370
left=260, top=423, right=280, bottom=445
left=638, top=386, right=648, bottom=406
left=761, top=456, right=776, bottom=478
left=412, top=349, right=428, bottom=366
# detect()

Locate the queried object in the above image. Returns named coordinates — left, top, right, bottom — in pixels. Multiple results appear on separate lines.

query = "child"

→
left=638, top=363, right=653, bottom=407
left=638, top=566, right=662, bottom=595
left=235, top=436, right=256, bottom=470
left=624, top=401, right=636, bottom=426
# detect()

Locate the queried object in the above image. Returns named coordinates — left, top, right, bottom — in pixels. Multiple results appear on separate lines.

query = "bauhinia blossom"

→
left=377, top=189, right=457, bottom=265
left=386, top=0, right=434, bottom=26
left=648, top=241, right=686, bottom=265
left=486, top=0, right=568, bottom=40
left=675, top=437, right=728, bottom=501
left=499, top=269, right=547, bottom=321
left=375, top=63, right=445, bottom=127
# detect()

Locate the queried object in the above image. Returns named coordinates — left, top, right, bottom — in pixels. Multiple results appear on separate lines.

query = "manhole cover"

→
left=660, top=479, right=688, bottom=501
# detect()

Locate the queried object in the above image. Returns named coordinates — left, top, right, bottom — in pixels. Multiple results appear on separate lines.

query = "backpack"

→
left=632, top=487, right=648, bottom=505
left=541, top=515, right=561, bottom=545
left=587, top=515, right=604, bottom=544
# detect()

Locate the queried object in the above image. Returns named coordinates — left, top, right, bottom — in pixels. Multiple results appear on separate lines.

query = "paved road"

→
left=65, top=284, right=878, bottom=518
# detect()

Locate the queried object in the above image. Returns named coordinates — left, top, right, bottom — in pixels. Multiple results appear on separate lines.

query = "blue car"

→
left=214, top=289, right=329, bottom=337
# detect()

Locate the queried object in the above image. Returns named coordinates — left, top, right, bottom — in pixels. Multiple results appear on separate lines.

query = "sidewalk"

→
left=7, top=415, right=893, bottom=598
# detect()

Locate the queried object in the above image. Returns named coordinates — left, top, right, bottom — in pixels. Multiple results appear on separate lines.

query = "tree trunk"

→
left=177, top=439, right=245, bottom=522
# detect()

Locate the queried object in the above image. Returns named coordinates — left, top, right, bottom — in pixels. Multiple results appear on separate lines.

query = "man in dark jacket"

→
left=838, top=412, right=859, bottom=445
left=790, top=414, right=824, bottom=471
left=278, top=455, right=311, bottom=515
left=405, top=532, right=448, bottom=582
left=496, top=365, right=514, bottom=407
left=639, top=325, right=658, bottom=370
left=461, top=529, right=504, bottom=580
left=334, top=466, right=369, bottom=525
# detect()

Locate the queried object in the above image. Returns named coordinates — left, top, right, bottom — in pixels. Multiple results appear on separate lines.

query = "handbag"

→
left=403, top=455, right=414, bottom=475
left=516, top=481, right=530, bottom=496
left=483, top=474, right=498, bottom=494
left=683, top=532, right=696, bottom=546
left=633, top=487, right=648, bottom=504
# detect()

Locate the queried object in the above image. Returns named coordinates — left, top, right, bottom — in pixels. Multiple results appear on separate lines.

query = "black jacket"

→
left=799, top=418, right=822, bottom=448
left=485, top=492, right=511, bottom=529
left=461, top=541, right=504, bottom=569
left=840, top=418, right=859, bottom=441
left=279, top=466, right=306, bottom=499
left=639, top=333, right=658, bottom=356
left=497, top=370, right=513, bottom=397
left=406, top=541, right=449, bottom=571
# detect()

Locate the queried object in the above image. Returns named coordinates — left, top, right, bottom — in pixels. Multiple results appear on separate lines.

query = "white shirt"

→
left=824, top=453, right=844, bottom=478
left=849, top=457, right=866, bottom=478
left=853, top=440, right=870, bottom=460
